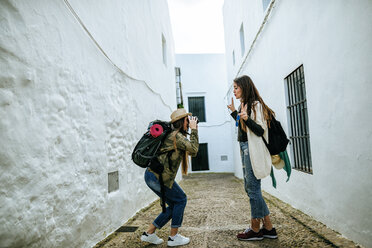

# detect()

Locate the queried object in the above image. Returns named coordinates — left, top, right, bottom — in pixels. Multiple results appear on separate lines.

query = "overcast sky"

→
left=167, top=0, right=226, bottom=54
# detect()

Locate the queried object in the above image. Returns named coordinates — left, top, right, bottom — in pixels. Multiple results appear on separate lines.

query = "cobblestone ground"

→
left=94, top=173, right=361, bottom=248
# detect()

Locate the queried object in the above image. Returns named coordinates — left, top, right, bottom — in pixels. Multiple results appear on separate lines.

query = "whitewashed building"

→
left=223, top=0, right=372, bottom=247
left=175, top=54, right=234, bottom=173
left=0, top=1, right=176, bottom=247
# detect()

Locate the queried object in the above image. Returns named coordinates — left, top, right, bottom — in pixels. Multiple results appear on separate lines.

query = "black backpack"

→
left=262, top=117, right=289, bottom=155
left=132, top=120, right=172, bottom=170
left=131, top=120, right=173, bottom=213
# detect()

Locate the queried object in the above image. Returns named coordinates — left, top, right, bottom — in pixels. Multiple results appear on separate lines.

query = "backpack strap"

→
left=262, top=136, right=269, bottom=148
left=158, top=173, right=166, bottom=213
left=152, top=146, right=173, bottom=213
left=149, top=157, right=167, bottom=213
left=158, top=150, right=174, bottom=213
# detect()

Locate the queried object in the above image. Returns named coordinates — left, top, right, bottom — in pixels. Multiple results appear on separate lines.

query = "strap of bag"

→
left=262, top=136, right=269, bottom=150
left=158, top=173, right=166, bottom=213
left=151, top=152, right=171, bottom=214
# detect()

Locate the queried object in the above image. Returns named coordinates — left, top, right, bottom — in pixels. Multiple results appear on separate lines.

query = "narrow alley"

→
left=94, top=174, right=359, bottom=248
left=1, top=1, right=371, bottom=247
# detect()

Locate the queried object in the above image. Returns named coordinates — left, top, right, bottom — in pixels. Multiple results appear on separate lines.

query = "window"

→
left=188, top=96, right=206, bottom=122
left=191, top=143, right=209, bottom=171
left=162, top=34, right=167, bottom=66
left=232, top=50, right=235, bottom=65
left=240, top=23, right=245, bottom=57
left=262, top=0, right=271, bottom=11
left=285, top=65, right=312, bottom=173
left=175, top=67, right=183, bottom=108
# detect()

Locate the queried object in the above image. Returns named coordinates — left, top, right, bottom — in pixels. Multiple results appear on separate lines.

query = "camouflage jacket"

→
left=149, top=129, right=199, bottom=189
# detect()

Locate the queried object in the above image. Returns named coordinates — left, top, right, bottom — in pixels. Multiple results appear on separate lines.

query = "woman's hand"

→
left=227, top=97, right=236, bottom=112
left=189, top=116, right=198, bottom=130
left=238, top=104, right=249, bottom=121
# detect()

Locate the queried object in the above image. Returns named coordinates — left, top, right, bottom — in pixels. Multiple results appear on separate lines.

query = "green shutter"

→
left=188, top=97, right=206, bottom=122
left=191, top=143, right=209, bottom=171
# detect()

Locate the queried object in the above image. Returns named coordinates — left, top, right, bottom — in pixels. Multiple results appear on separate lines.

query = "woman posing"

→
left=141, top=108, right=199, bottom=247
left=227, top=75, right=278, bottom=241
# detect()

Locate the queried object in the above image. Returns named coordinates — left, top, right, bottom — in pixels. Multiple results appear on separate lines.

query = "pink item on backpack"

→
left=150, top=124, right=163, bottom=138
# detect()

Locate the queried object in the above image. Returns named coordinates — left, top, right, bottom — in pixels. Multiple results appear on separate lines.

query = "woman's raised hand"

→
left=227, top=97, right=236, bottom=112
left=238, top=104, right=248, bottom=121
left=189, top=116, right=198, bottom=130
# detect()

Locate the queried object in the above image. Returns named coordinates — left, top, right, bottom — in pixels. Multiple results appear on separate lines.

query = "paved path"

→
left=95, top=173, right=360, bottom=248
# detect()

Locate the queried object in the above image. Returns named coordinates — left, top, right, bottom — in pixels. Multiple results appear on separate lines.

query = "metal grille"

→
left=108, top=171, right=119, bottom=193
left=175, top=67, right=184, bottom=107
left=188, top=97, right=206, bottom=122
left=285, top=65, right=312, bottom=173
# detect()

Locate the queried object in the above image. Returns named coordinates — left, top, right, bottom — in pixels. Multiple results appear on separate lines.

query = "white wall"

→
left=223, top=0, right=372, bottom=247
left=67, top=0, right=176, bottom=103
left=176, top=54, right=234, bottom=173
left=223, top=0, right=266, bottom=82
left=0, top=1, right=176, bottom=247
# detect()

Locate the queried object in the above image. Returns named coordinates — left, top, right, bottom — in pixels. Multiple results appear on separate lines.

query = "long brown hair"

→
left=234, top=75, right=275, bottom=128
left=171, top=117, right=189, bottom=175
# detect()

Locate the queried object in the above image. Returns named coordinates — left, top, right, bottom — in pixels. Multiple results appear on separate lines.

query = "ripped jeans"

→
left=240, top=141, right=270, bottom=219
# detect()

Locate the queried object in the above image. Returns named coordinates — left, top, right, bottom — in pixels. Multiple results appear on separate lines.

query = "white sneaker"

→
left=167, top=234, right=190, bottom=246
left=140, top=232, right=164, bottom=245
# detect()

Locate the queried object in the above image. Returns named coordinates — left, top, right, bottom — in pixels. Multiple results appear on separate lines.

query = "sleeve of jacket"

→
left=175, top=129, right=199, bottom=157
left=230, top=110, right=238, bottom=121
left=244, top=117, right=264, bottom=136
left=251, top=102, right=267, bottom=130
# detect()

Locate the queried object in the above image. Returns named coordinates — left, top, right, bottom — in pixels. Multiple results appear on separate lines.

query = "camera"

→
left=189, top=116, right=199, bottom=124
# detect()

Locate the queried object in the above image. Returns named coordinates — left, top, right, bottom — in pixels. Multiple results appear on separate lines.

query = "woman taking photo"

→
left=141, top=108, right=199, bottom=247
left=227, top=75, right=278, bottom=241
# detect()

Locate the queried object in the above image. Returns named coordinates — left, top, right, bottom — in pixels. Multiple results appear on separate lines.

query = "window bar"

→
left=298, top=75, right=303, bottom=170
left=289, top=74, right=299, bottom=169
left=295, top=72, right=303, bottom=171
left=300, top=72, right=307, bottom=171
left=307, top=132, right=312, bottom=172
left=300, top=67, right=309, bottom=172
left=301, top=72, right=310, bottom=172
left=292, top=72, right=299, bottom=170
left=304, top=89, right=312, bottom=170
left=286, top=76, right=295, bottom=169
left=287, top=74, right=295, bottom=167
left=300, top=76, right=306, bottom=170
left=301, top=66, right=311, bottom=172
left=297, top=77, right=305, bottom=171
left=293, top=73, right=301, bottom=170
left=287, top=79, right=294, bottom=153
left=301, top=105, right=308, bottom=171
left=292, top=75, right=300, bottom=170
left=295, top=69, right=305, bottom=171
left=305, top=103, right=312, bottom=171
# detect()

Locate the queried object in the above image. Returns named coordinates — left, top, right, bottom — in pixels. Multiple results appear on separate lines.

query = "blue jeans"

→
left=144, top=169, right=187, bottom=228
left=240, top=141, right=270, bottom=219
